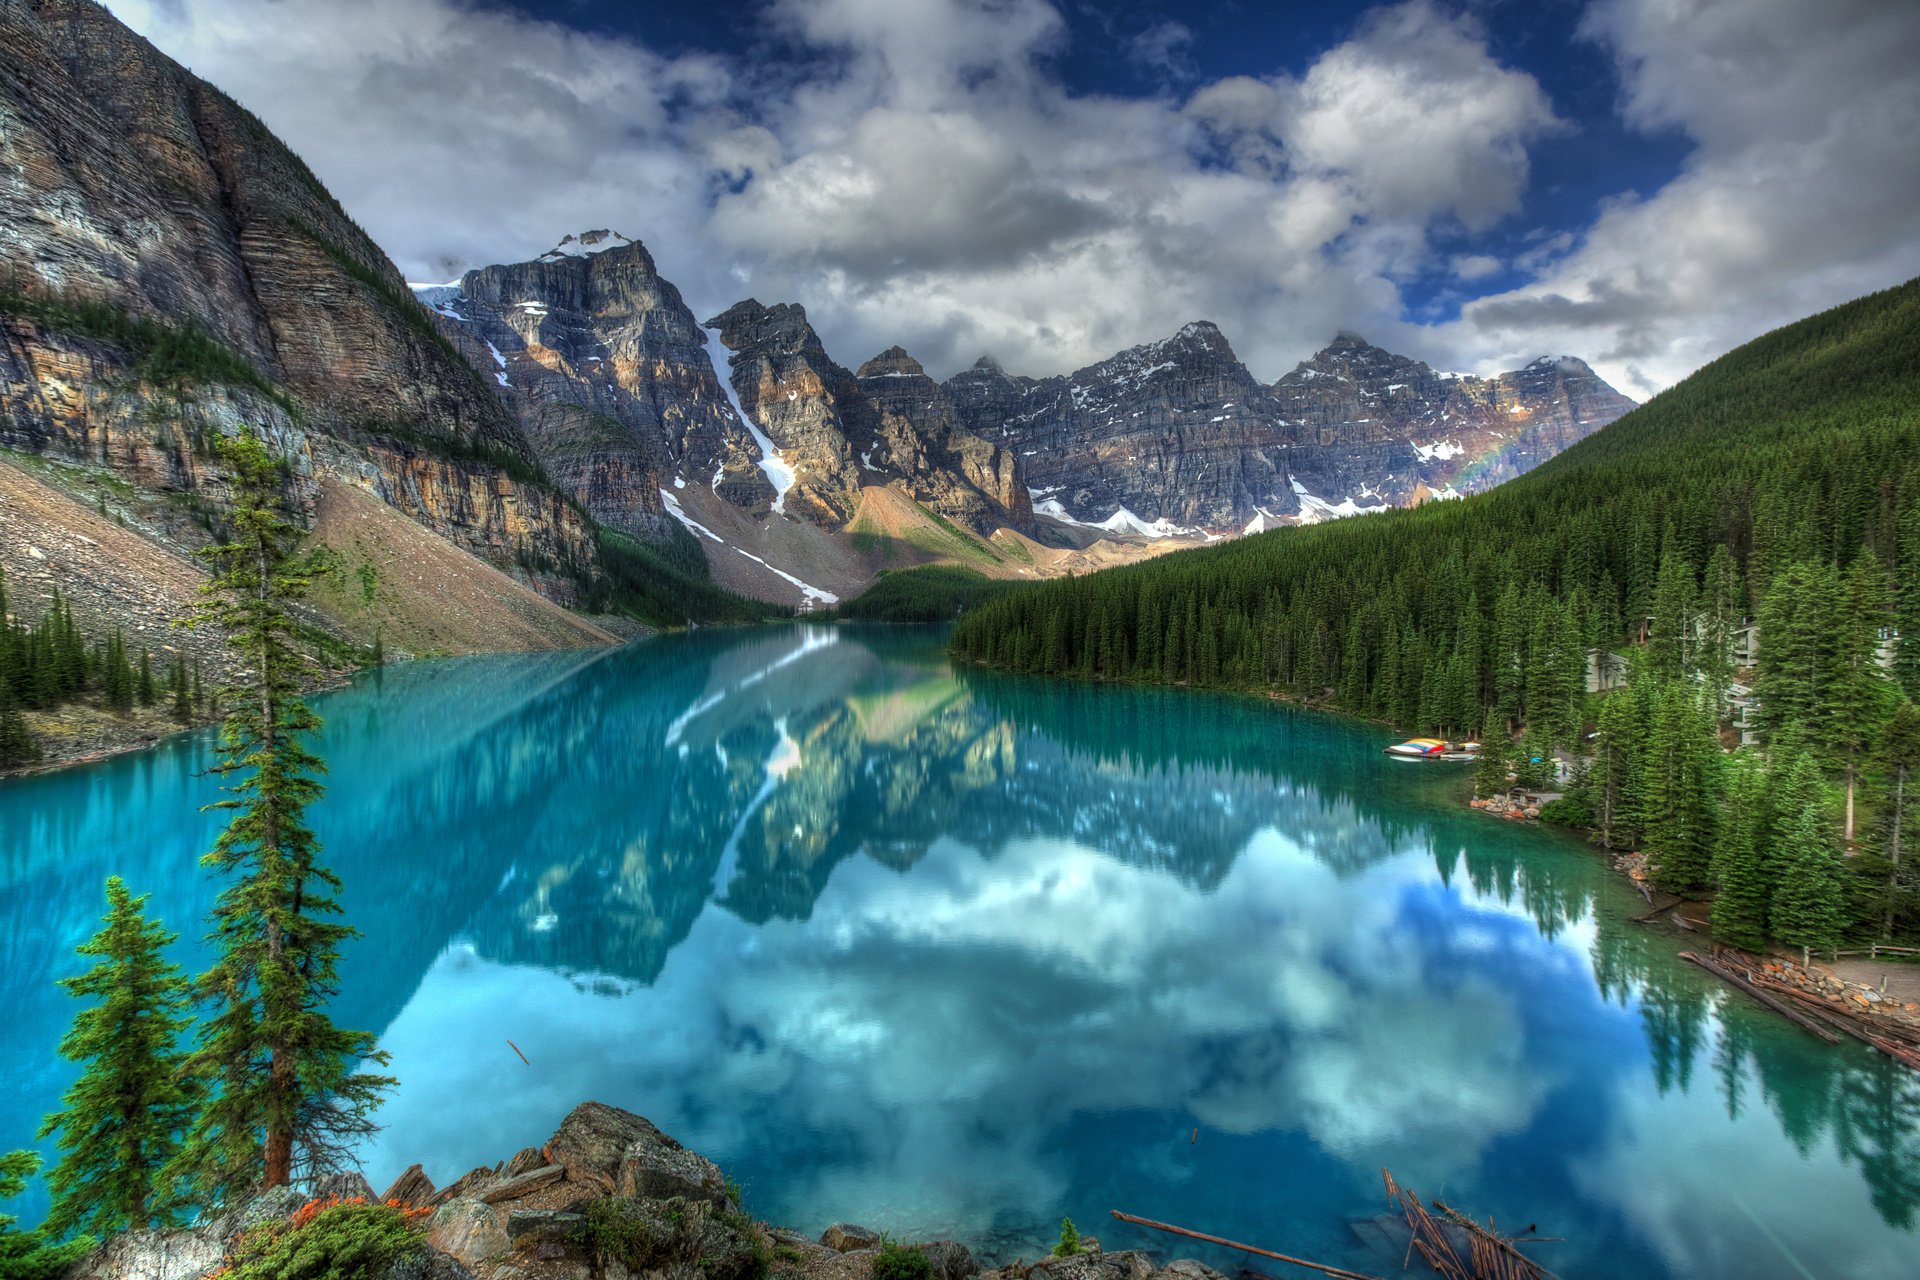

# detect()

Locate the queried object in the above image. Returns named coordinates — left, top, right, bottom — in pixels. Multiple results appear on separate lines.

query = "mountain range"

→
left=0, top=0, right=1634, bottom=644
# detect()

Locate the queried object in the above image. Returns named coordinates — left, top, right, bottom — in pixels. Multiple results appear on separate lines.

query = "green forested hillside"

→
left=953, top=278, right=1920, bottom=942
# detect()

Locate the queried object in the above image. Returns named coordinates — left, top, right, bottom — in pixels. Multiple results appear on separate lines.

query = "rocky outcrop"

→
left=0, top=0, right=598, bottom=600
left=66, top=1102, right=1248, bottom=1280
left=944, top=325, right=1635, bottom=533
left=704, top=302, right=1030, bottom=536
left=1268, top=333, right=1637, bottom=508
left=854, top=346, right=1032, bottom=531
left=419, top=232, right=773, bottom=535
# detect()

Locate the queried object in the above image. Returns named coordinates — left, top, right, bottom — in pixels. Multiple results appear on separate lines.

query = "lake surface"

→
left=3, top=624, right=1917, bottom=1278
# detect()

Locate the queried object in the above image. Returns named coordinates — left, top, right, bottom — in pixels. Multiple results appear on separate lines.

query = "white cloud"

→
left=1451, top=0, right=1920, bottom=394
left=99, top=0, right=1920, bottom=397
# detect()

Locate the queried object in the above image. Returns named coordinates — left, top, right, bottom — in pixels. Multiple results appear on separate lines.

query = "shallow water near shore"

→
left=3, top=624, right=1917, bottom=1278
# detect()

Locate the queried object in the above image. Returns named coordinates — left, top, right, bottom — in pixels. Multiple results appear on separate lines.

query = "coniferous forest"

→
left=954, top=278, right=1920, bottom=944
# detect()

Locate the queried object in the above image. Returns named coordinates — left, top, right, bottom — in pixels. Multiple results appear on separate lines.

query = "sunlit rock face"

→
left=422, top=234, right=773, bottom=535
left=1269, top=334, right=1639, bottom=506
left=943, top=328, right=1636, bottom=533
left=703, top=301, right=1031, bottom=535
left=0, top=0, right=593, bottom=585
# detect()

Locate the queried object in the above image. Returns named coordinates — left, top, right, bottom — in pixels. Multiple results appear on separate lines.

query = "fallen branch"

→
left=1108, top=1211, right=1386, bottom=1280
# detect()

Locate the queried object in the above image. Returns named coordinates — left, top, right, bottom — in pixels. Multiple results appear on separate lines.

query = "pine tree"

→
left=1641, top=682, right=1718, bottom=891
left=0, top=1151, right=91, bottom=1280
left=1710, top=753, right=1772, bottom=951
left=169, top=429, right=392, bottom=1205
left=37, top=878, right=196, bottom=1238
left=1867, top=703, right=1920, bottom=939
left=1772, top=796, right=1850, bottom=954
left=0, top=679, right=35, bottom=770
left=1897, top=497, right=1920, bottom=700
left=1827, top=556, right=1895, bottom=840
left=171, top=657, right=192, bottom=724
left=136, top=649, right=155, bottom=708
left=1473, top=708, right=1509, bottom=799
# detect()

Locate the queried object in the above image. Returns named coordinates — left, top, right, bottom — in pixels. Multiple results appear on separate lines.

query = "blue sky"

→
left=112, top=0, right=1920, bottom=394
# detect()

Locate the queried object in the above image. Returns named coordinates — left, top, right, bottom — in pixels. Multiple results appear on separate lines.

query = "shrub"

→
left=872, top=1242, right=934, bottom=1280
left=213, top=1197, right=428, bottom=1280
left=1051, top=1218, right=1082, bottom=1258
left=572, top=1196, right=768, bottom=1280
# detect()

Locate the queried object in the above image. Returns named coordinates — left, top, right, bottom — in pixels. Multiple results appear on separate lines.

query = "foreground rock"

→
left=66, top=1102, right=1235, bottom=1280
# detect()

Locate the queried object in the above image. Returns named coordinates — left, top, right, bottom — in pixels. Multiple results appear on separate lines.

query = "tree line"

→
left=0, top=431, right=387, bottom=1271
left=953, top=277, right=1920, bottom=947
left=0, top=569, right=211, bottom=768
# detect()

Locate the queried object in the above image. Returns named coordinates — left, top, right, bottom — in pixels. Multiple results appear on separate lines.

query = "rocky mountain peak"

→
left=971, top=354, right=1004, bottom=373
left=539, top=229, right=636, bottom=262
left=855, top=346, right=929, bottom=381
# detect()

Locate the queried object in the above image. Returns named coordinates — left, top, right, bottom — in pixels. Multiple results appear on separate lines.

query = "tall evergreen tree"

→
left=169, top=430, right=391, bottom=1205
left=37, top=878, right=196, bottom=1238
left=0, top=1152, right=90, bottom=1280
left=1710, top=752, right=1772, bottom=951
left=1828, top=556, right=1895, bottom=840
left=1866, top=703, right=1920, bottom=939
left=1641, top=682, right=1718, bottom=891
left=1772, top=797, right=1850, bottom=954
left=1473, top=708, right=1510, bottom=799
left=1897, top=498, right=1920, bottom=700
left=0, top=679, right=34, bottom=770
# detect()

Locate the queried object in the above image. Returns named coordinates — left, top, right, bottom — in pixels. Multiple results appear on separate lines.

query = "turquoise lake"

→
left=3, top=624, right=1917, bottom=1278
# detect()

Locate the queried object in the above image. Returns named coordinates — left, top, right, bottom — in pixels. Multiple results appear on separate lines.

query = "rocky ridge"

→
left=705, top=301, right=1032, bottom=536
left=944, top=327, right=1636, bottom=534
left=415, top=233, right=774, bottom=538
left=66, top=1102, right=1239, bottom=1280
left=0, top=0, right=603, bottom=618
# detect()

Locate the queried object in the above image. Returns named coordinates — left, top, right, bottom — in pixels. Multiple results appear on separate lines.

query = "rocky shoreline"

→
left=1465, top=789, right=1920, bottom=1042
left=67, top=1103, right=1239, bottom=1280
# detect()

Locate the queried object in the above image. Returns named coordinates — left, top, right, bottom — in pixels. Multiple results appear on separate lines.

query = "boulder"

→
left=64, top=1229, right=225, bottom=1280
left=437, top=1165, right=504, bottom=1205
left=382, top=1163, right=439, bottom=1208
left=1029, top=1250, right=1156, bottom=1280
left=374, top=1248, right=479, bottom=1280
left=505, top=1146, right=550, bottom=1176
left=1155, top=1263, right=1229, bottom=1280
left=506, top=1208, right=586, bottom=1242
left=233, top=1186, right=306, bottom=1234
left=428, top=1197, right=510, bottom=1267
left=614, top=1137, right=730, bottom=1209
left=821, top=1223, right=883, bottom=1252
left=314, top=1171, right=378, bottom=1203
left=543, top=1102, right=683, bottom=1194
left=479, top=1165, right=567, bottom=1205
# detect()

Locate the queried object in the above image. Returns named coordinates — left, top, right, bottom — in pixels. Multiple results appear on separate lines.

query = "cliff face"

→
left=945, top=327, right=1636, bottom=532
left=0, top=0, right=596, bottom=595
left=706, top=301, right=1030, bottom=535
left=420, top=233, right=773, bottom=536
left=1268, top=334, right=1639, bottom=506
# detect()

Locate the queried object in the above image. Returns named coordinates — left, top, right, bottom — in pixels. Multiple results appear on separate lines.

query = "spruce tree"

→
left=169, top=429, right=392, bottom=1205
left=37, top=878, right=196, bottom=1237
left=1473, top=708, right=1509, bottom=799
left=1710, top=753, right=1772, bottom=951
left=1772, top=797, right=1850, bottom=954
left=0, top=680, right=35, bottom=770
left=1642, top=683, right=1718, bottom=891
left=1591, top=688, right=1640, bottom=850
left=1827, top=556, right=1895, bottom=840
left=0, top=1152, right=91, bottom=1280
left=1868, top=703, right=1920, bottom=939
left=136, top=650, right=155, bottom=708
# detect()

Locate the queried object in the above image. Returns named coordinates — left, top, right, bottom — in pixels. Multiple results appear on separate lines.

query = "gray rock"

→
left=428, top=1197, right=510, bottom=1267
left=821, top=1223, right=883, bottom=1252
left=313, top=1171, right=377, bottom=1202
left=64, top=1229, right=225, bottom=1280
left=1157, top=1262, right=1229, bottom=1280
left=382, top=1163, right=439, bottom=1208
left=1029, top=1249, right=1156, bottom=1280
left=544, top=1101, right=683, bottom=1194
left=506, top=1208, right=586, bottom=1242
left=614, top=1135, right=730, bottom=1209
left=233, top=1186, right=306, bottom=1232
left=479, top=1164, right=567, bottom=1204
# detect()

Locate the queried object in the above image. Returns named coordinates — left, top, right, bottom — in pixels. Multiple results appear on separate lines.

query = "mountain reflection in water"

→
left=1, top=625, right=1916, bottom=1280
